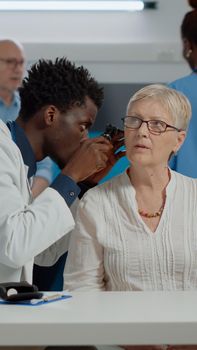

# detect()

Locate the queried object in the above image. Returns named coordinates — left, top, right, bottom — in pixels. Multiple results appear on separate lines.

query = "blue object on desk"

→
left=0, top=293, right=71, bottom=306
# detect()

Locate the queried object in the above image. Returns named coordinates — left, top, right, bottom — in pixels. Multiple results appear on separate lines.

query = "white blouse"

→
left=64, top=170, right=197, bottom=291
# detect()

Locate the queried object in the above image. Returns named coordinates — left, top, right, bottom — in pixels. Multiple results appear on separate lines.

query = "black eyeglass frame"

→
left=121, top=116, right=183, bottom=135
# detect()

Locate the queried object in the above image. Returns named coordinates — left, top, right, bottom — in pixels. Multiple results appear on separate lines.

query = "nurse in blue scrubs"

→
left=168, top=0, right=197, bottom=177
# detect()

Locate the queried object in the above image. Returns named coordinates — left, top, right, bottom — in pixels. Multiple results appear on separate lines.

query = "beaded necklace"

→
left=138, top=204, right=164, bottom=218
left=127, top=168, right=168, bottom=219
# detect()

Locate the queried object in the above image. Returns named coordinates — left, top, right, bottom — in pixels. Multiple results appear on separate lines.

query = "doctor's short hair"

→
left=126, top=84, right=192, bottom=131
left=19, top=57, right=103, bottom=120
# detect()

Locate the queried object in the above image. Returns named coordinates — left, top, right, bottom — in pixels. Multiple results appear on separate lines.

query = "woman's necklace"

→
left=138, top=193, right=166, bottom=219
left=127, top=168, right=168, bottom=219
left=138, top=204, right=164, bottom=218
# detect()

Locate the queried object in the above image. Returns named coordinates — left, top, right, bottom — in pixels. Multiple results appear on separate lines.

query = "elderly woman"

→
left=64, top=83, right=193, bottom=291
left=64, top=84, right=196, bottom=349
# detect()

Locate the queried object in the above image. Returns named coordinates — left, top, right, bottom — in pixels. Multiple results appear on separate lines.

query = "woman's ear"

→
left=172, top=130, right=186, bottom=154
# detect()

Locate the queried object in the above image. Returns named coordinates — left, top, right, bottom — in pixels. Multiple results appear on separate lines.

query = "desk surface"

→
left=0, top=291, right=197, bottom=346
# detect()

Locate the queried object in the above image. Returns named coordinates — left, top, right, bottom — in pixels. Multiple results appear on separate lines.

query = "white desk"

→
left=0, top=291, right=197, bottom=346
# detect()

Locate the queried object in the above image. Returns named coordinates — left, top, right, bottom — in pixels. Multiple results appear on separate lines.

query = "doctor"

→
left=0, top=57, right=114, bottom=284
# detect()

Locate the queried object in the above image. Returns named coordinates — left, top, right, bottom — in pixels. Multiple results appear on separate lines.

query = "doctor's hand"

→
left=84, top=129, right=126, bottom=184
left=85, top=145, right=126, bottom=185
left=61, top=136, right=113, bottom=183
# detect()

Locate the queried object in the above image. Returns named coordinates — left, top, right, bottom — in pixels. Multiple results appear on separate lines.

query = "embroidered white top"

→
left=64, top=170, right=197, bottom=291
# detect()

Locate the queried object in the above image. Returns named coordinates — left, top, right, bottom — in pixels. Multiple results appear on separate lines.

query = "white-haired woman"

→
left=64, top=84, right=195, bottom=349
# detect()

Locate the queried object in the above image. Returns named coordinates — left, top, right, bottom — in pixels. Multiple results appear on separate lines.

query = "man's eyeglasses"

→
left=0, top=58, right=25, bottom=69
left=121, top=116, right=182, bottom=135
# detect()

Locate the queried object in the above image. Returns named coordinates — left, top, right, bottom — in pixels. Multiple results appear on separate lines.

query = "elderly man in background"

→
left=0, top=39, right=25, bottom=121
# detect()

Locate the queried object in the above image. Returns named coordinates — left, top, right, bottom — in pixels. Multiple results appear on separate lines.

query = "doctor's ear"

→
left=44, top=105, right=58, bottom=125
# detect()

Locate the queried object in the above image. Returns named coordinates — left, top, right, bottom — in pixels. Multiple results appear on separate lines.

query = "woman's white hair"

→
left=127, top=84, right=191, bottom=131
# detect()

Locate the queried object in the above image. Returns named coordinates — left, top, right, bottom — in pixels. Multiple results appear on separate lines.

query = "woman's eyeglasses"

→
left=121, top=116, right=182, bottom=135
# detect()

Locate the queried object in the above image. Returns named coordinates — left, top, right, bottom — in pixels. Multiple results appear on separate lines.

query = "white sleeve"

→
left=64, top=190, right=106, bottom=291
left=0, top=136, right=75, bottom=268
left=34, top=232, right=71, bottom=266
left=35, top=199, right=79, bottom=266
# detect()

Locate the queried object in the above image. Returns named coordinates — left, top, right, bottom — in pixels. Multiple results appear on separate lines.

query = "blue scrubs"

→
left=168, top=72, right=197, bottom=177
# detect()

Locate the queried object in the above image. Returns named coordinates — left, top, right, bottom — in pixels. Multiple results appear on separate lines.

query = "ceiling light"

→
left=0, top=1, right=145, bottom=11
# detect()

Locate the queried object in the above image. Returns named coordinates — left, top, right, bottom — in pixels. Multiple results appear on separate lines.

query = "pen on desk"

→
left=42, top=293, right=64, bottom=302
left=30, top=293, right=64, bottom=304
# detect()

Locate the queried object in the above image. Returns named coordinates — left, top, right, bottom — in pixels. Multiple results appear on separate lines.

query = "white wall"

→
left=0, top=0, right=191, bottom=83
